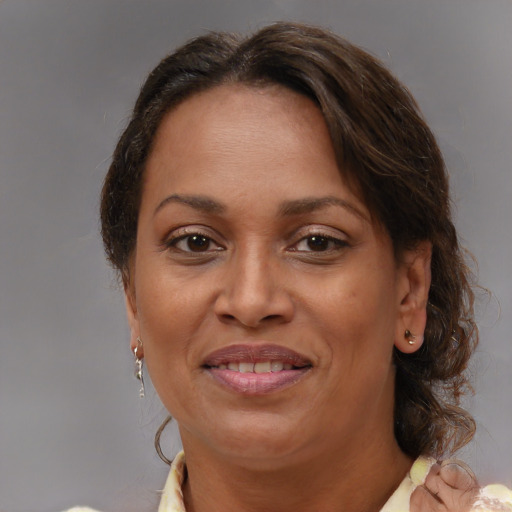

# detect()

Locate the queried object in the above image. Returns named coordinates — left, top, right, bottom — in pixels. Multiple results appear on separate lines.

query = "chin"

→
left=182, top=413, right=311, bottom=467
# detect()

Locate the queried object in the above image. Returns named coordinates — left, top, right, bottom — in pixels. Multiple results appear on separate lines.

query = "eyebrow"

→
left=154, top=194, right=226, bottom=217
left=153, top=193, right=367, bottom=222
left=279, top=196, right=368, bottom=221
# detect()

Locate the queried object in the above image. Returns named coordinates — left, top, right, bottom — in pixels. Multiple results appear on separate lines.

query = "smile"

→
left=212, top=361, right=295, bottom=372
left=203, top=344, right=312, bottom=394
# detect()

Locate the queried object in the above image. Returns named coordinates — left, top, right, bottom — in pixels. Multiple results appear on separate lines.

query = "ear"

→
left=394, top=241, right=432, bottom=354
left=124, top=279, right=143, bottom=357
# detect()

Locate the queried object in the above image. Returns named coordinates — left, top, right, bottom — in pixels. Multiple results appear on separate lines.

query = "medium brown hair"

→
left=101, top=22, right=477, bottom=459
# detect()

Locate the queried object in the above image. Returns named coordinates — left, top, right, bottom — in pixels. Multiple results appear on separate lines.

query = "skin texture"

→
left=411, top=461, right=480, bottom=512
left=125, top=84, right=432, bottom=512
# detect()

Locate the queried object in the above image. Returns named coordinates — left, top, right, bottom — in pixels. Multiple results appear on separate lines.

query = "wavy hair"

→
left=101, top=22, right=477, bottom=460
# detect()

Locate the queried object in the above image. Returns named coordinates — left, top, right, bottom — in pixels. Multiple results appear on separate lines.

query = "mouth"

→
left=202, top=344, right=312, bottom=395
left=209, top=361, right=297, bottom=372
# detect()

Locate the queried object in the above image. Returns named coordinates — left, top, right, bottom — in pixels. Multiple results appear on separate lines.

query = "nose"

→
left=214, top=247, right=295, bottom=328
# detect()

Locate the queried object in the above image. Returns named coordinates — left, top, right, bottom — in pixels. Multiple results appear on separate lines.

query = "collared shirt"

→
left=157, top=452, right=512, bottom=512
left=65, top=451, right=512, bottom=512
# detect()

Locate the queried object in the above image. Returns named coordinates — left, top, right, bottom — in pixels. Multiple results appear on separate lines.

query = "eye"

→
left=292, top=234, right=348, bottom=253
left=167, top=233, right=224, bottom=253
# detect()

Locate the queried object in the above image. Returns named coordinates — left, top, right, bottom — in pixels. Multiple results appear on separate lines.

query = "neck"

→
left=181, top=428, right=412, bottom=512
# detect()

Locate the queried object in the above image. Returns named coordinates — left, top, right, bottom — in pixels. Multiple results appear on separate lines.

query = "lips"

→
left=216, top=361, right=294, bottom=372
left=202, top=344, right=312, bottom=394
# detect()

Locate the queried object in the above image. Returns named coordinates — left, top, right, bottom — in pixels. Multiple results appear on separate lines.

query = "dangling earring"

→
left=134, top=336, right=145, bottom=398
left=404, top=329, right=416, bottom=345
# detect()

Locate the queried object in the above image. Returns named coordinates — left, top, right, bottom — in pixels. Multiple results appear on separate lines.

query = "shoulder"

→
left=61, top=508, right=102, bottom=512
left=474, top=484, right=512, bottom=511
left=410, top=458, right=512, bottom=512
left=60, top=452, right=187, bottom=512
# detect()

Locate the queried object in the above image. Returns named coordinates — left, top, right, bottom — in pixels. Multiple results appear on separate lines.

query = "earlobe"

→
left=396, top=325, right=425, bottom=354
left=124, top=283, right=142, bottom=355
left=394, top=241, right=432, bottom=354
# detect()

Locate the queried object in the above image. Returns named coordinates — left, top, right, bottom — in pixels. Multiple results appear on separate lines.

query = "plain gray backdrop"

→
left=1, top=1, right=511, bottom=511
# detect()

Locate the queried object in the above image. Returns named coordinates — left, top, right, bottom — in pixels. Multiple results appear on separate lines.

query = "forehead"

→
left=142, top=83, right=368, bottom=216
left=149, top=83, right=335, bottom=164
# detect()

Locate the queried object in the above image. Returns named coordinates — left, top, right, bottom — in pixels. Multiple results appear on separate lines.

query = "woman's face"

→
left=126, top=84, right=429, bottom=467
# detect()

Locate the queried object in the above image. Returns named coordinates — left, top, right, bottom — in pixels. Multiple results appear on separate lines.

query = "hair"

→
left=100, top=22, right=477, bottom=460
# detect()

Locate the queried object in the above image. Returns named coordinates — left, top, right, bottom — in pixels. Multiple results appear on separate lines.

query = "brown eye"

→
left=291, top=233, right=349, bottom=254
left=306, top=236, right=330, bottom=251
left=168, top=232, right=224, bottom=254
left=186, top=235, right=210, bottom=252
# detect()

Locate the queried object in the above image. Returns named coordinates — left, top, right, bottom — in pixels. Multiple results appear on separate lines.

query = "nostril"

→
left=214, top=287, right=295, bottom=327
left=262, top=314, right=282, bottom=322
left=218, top=312, right=284, bottom=327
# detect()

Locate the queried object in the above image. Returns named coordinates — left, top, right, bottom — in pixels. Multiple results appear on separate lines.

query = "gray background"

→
left=0, top=1, right=511, bottom=511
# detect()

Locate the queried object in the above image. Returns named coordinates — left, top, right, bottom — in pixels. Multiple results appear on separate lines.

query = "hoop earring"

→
left=404, top=329, right=416, bottom=345
left=155, top=415, right=174, bottom=465
left=134, top=337, right=145, bottom=398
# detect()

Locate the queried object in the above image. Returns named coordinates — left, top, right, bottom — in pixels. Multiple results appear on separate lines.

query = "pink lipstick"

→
left=202, top=344, right=312, bottom=394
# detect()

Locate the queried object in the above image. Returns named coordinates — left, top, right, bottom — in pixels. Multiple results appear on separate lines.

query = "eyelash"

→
left=290, top=234, right=349, bottom=253
left=164, top=229, right=349, bottom=256
left=165, top=230, right=224, bottom=253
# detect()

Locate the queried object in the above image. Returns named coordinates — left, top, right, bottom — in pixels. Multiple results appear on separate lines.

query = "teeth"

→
left=270, top=361, right=284, bottom=372
left=254, top=361, right=271, bottom=373
left=239, top=362, right=254, bottom=373
left=215, top=361, right=296, bottom=373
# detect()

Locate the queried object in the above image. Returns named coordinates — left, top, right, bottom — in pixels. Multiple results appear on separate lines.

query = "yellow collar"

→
left=157, top=451, right=436, bottom=512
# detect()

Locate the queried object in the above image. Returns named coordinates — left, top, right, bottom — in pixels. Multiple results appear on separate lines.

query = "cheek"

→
left=136, top=255, right=213, bottom=329
left=300, top=266, right=398, bottom=362
left=134, top=264, right=213, bottom=384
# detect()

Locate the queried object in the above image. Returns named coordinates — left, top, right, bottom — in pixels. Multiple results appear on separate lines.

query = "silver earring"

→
left=134, top=337, right=145, bottom=398
left=404, top=329, right=416, bottom=345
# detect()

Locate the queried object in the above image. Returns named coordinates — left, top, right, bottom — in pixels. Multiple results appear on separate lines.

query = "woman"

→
left=91, top=22, right=510, bottom=512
